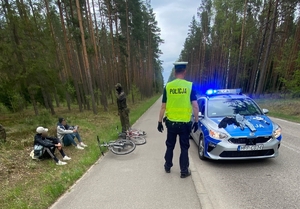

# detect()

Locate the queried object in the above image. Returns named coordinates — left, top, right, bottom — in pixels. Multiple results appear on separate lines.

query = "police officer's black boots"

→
left=180, top=169, right=191, bottom=178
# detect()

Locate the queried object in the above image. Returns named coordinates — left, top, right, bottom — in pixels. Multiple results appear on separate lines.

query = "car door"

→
left=192, top=98, right=206, bottom=145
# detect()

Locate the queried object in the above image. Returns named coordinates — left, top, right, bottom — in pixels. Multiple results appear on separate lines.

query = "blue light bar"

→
left=206, top=89, right=216, bottom=95
left=205, top=89, right=242, bottom=95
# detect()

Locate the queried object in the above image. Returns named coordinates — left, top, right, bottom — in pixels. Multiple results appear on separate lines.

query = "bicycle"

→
left=97, top=136, right=136, bottom=155
left=129, top=127, right=147, bottom=137
left=117, top=127, right=147, bottom=145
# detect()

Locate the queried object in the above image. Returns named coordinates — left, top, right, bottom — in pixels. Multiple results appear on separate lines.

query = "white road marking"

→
left=281, top=141, right=300, bottom=154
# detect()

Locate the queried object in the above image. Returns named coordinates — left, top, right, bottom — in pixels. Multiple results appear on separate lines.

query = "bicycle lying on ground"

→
left=117, top=127, right=147, bottom=145
left=129, top=127, right=147, bottom=137
left=97, top=136, right=136, bottom=155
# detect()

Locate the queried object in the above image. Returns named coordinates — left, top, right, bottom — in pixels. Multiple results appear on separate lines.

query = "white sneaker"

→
left=76, top=144, right=84, bottom=150
left=56, top=160, right=67, bottom=165
left=63, top=156, right=71, bottom=161
left=80, top=142, right=88, bottom=147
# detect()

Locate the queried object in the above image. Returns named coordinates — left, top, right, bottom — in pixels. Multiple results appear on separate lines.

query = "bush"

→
left=128, top=84, right=141, bottom=103
left=36, top=110, right=53, bottom=127
left=0, top=103, right=9, bottom=114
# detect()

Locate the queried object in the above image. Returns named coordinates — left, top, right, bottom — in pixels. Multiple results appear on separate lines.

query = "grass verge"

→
left=0, top=94, right=160, bottom=209
left=255, top=98, right=300, bottom=123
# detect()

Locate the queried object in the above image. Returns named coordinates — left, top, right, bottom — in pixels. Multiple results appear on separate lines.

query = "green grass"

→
left=0, top=94, right=160, bottom=209
left=0, top=95, right=299, bottom=209
left=255, top=98, right=300, bottom=123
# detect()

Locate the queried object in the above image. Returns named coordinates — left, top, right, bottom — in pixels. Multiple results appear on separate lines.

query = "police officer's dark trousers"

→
left=164, top=120, right=191, bottom=174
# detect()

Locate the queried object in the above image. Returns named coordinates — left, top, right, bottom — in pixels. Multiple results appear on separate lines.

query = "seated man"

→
left=34, top=126, right=71, bottom=165
left=57, top=117, right=87, bottom=149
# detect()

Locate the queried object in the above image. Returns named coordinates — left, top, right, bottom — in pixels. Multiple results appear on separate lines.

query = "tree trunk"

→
left=250, top=1, right=272, bottom=94
left=75, top=0, right=97, bottom=114
left=54, top=88, right=60, bottom=107
left=88, top=0, right=108, bottom=111
left=235, top=0, right=248, bottom=88
left=0, top=124, right=7, bottom=143
left=106, top=0, right=117, bottom=83
left=125, top=0, right=131, bottom=93
left=28, top=87, right=39, bottom=115
left=44, top=0, right=62, bottom=108
left=47, top=93, right=55, bottom=115
left=256, top=0, right=279, bottom=94
left=57, top=0, right=82, bottom=111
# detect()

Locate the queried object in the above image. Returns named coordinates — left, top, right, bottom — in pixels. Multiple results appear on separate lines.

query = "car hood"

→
left=209, top=115, right=274, bottom=137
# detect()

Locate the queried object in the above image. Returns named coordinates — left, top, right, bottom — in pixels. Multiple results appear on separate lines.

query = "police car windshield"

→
left=207, top=98, right=262, bottom=118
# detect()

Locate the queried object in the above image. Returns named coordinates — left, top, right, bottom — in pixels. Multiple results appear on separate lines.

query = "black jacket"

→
left=34, top=134, right=60, bottom=147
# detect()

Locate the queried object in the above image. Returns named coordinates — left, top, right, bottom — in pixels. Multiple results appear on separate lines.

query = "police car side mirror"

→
left=262, top=109, right=269, bottom=114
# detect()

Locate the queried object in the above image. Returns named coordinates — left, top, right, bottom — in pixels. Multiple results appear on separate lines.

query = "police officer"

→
left=115, top=83, right=130, bottom=133
left=157, top=62, right=199, bottom=178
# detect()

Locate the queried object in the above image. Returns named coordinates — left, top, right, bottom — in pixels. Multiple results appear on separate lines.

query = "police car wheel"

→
left=198, top=135, right=206, bottom=160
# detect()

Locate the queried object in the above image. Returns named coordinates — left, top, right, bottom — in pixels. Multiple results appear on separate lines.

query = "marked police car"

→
left=190, top=89, right=282, bottom=160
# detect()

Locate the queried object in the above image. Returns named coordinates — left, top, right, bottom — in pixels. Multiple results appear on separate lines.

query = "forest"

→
left=174, top=0, right=300, bottom=96
left=1, top=0, right=300, bottom=117
left=0, top=0, right=164, bottom=115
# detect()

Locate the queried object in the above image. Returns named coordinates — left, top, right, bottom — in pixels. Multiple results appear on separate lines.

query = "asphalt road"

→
left=50, top=98, right=203, bottom=209
left=190, top=117, right=300, bottom=209
left=50, top=98, right=300, bottom=209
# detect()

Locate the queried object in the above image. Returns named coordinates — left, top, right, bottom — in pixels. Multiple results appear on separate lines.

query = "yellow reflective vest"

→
left=165, top=79, right=193, bottom=122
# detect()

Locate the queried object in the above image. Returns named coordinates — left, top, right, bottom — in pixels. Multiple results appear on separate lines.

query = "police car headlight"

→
left=273, top=125, right=282, bottom=138
left=209, top=129, right=228, bottom=140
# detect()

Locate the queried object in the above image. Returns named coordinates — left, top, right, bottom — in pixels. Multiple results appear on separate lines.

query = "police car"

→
left=190, top=89, right=282, bottom=160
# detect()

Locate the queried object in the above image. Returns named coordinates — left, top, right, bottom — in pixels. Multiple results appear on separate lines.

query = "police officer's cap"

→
left=174, top=62, right=188, bottom=72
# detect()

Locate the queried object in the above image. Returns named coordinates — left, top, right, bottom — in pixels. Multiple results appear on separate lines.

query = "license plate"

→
left=238, top=144, right=264, bottom=151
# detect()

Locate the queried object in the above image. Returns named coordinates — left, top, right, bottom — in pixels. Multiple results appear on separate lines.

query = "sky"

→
left=150, top=0, right=201, bottom=84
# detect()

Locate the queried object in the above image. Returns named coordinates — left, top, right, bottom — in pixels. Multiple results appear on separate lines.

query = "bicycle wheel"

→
left=129, top=136, right=146, bottom=145
left=110, top=139, right=136, bottom=155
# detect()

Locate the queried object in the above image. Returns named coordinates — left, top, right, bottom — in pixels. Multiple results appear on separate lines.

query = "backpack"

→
left=33, top=145, right=44, bottom=159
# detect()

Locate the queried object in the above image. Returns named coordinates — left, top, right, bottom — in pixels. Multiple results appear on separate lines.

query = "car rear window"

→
left=207, top=98, right=262, bottom=117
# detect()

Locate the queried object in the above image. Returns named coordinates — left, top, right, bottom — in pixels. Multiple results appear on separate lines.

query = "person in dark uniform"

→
left=115, top=83, right=130, bottom=133
left=157, top=62, right=199, bottom=178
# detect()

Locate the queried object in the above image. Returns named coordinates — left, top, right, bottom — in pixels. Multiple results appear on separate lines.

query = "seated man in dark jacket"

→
left=34, top=126, right=71, bottom=165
